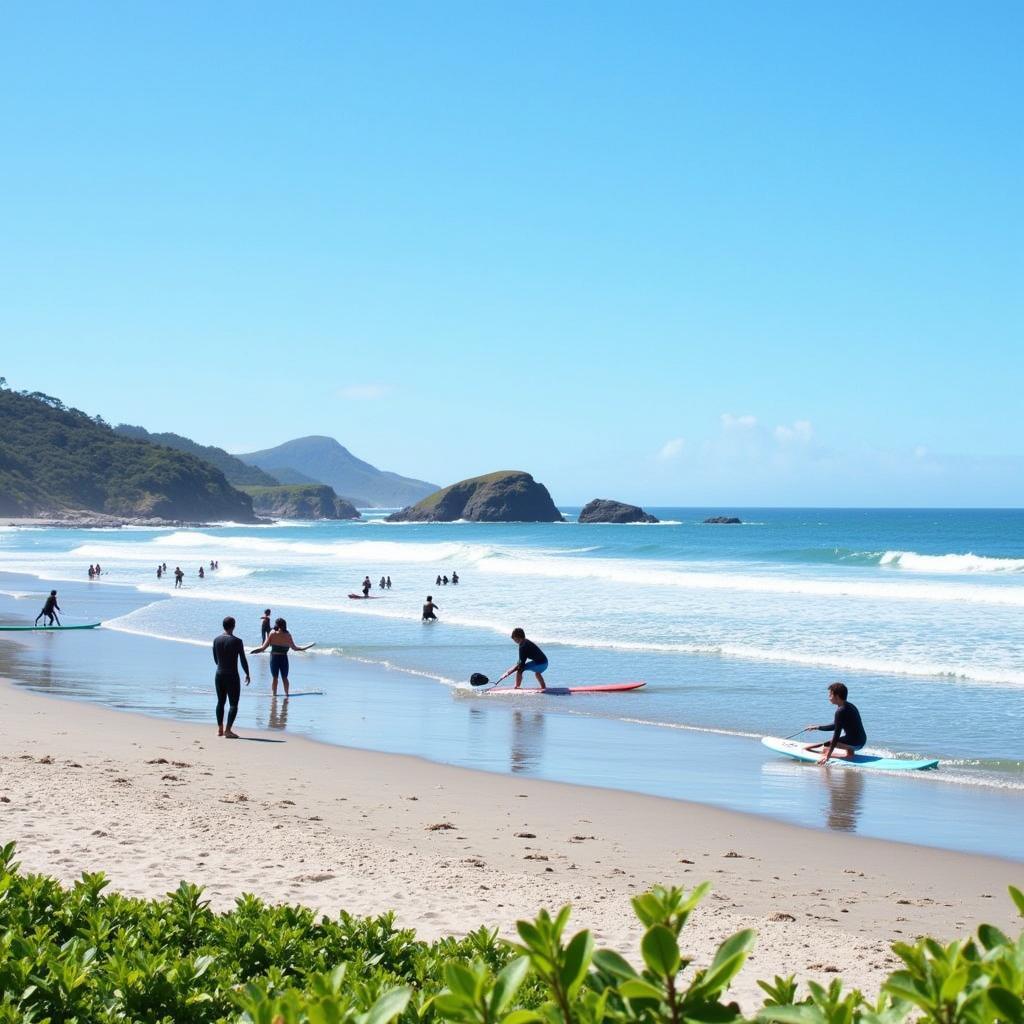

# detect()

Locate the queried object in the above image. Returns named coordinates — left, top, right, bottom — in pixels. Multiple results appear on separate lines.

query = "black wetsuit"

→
left=212, top=632, right=249, bottom=730
left=516, top=639, right=547, bottom=671
left=816, top=702, right=866, bottom=748
left=422, top=602, right=438, bottom=620
left=35, top=596, right=60, bottom=626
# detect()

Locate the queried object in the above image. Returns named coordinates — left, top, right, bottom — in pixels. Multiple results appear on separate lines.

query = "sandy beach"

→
left=2, top=678, right=1020, bottom=1008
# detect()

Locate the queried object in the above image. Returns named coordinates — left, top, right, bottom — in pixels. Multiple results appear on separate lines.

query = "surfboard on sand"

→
left=761, top=736, right=939, bottom=771
left=482, top=682, right=646, bottom=696
left=0, top=623, right=101, bottom=631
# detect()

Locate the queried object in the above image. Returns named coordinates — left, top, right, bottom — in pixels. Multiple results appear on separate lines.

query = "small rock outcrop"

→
left=242, top=485, right=360, bottom=520
left=704, top=515, right=742, bottom=524
left=387, top=471, right=563, bottom=523
left=578, top=499, right=659, bottom=524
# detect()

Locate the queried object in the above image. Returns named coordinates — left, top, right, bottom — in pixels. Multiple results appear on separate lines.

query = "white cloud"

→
left=773, top=419, right=813, bottom=444
left=721, top=413, right=757, bottom=431
left=338, top=384, right=392, bottom=401
left=657, top=437, right=685, bottom=460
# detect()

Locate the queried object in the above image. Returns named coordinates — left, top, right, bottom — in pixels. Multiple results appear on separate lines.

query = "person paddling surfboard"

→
left=804, top=681, right=866, bottom=765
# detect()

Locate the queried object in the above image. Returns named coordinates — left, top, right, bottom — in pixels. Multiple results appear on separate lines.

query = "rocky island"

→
left=578, top=499, right=659, bottom=524
left=704, top=515, right=742, bottom=524
left=387, top=471, right=563, bottom=523
left=242, top=484, right=360, bottom=520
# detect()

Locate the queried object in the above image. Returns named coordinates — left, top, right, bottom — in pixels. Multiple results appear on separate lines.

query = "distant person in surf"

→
left=362, top=575, right=372, bottom=598
left=422, top=596, right=439, bottom=621
left=451, top=571, right=459, bottom=585
left=260, top=609, right=272, bottom=642
left=35, top=590, right=61, bottom=627
left=156, top=565, right=162, bottom=579
left=210, top=560, right=215, bottom=571
left=442, top=575, right=449, bottom=585
left=95, top=563, right=102, bottom=575
left=212, top=615, right=250, bottom=739
left=506, top=628, right=547, bottom=690
left=436, top=574, right=442, bottom=586
left=386, top=576, right=392, bottom=589
left=379, top=576, right=386, bottom=590
left=87, top=565, right=95, bottom=579
left=804, top=682, right=866, bottom=765
left=174, top=567, right=184, bottom=588
left=198, top=566, right=205, bottom=579
left=250, top=617, right=315, bottom=698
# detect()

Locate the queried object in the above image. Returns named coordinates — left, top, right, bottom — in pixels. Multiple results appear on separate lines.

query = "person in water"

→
left=386, top=576, right=392, bottom=589
left=451, top=571, right=459, bottom=584
left=508, top=628, right=547, bottom=690
left=379, top=576, right=386, bottom=589
left=435, top=574, right=442, bottom=586
left=260, top=609, right=272, bottom=642
left=362, top=575, right=372, bottom=598
left=198, top=566, right=205, bottom=579
left=156, top=565, right=162, bottom=579
left=805, top=682, right=866, bottom=765
left=174, top=566, right=184, bottom=588
left=251, top=617, right=315, bottom=697
left=213, top=615, right=250, bottom=739
left=35, top=590, right=61, bottom=627
left=422, top=595, right=439, bottom=621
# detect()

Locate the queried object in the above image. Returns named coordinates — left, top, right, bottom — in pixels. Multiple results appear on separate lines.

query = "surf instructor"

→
left=213, top=616, right=250, bottom=739
left=804, top=682, right=866, bottom=765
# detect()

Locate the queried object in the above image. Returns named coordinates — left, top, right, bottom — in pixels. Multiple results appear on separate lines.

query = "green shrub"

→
left=0, top=842, right=1020, bottom=1024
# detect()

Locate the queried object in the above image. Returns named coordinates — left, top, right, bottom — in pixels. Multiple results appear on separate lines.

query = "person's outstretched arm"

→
left=250, top=639, right=270, bottom=654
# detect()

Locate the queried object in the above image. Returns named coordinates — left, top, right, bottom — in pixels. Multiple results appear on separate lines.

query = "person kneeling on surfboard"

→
left=804, top=682, right=866, bottom=765
left=509, top=628, right=547, bottom=690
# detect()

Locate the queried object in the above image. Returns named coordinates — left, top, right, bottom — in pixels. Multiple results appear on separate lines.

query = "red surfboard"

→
left=483, top=682, right=645, bottom=696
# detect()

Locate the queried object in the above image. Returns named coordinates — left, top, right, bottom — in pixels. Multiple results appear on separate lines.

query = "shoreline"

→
left=2, top=677, right=1022, bottom=1007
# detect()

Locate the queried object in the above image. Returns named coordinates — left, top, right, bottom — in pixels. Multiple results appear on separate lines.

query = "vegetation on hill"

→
left=240, top=435, right=437, bottom=508
left=115, top=424, right=279, bottom=487
left=0, top=844, right=1020, bottom=1024
left=388, top=471, right=563, bottom=522
left=0, top=384, right=256, bottom=521
left=241, top=484, right=361, bottom=520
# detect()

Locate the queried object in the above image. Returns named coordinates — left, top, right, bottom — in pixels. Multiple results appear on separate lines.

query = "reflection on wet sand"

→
left=268, top=695, right=289, bottom=731
left=822, top=765, right=866, bottom=832
left=510, top=710, right=545, bottom=774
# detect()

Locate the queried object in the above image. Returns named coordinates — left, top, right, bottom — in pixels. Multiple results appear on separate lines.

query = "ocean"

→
left=1, top=508, right=1022, bottom=859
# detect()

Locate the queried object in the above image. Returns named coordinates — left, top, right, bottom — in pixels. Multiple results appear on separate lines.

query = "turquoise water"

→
left=1, top=508, right=1022, bottom=857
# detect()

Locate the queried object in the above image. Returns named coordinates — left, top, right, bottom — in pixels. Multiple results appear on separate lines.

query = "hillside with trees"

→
left=0, top=384, right=256, bottom=522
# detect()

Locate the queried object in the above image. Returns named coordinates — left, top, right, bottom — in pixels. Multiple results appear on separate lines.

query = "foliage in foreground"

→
left=0, top=842, right=1021, bottom=1024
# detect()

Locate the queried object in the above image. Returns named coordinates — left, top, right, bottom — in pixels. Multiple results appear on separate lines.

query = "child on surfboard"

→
left=501, top=628, right=548, bottom=690
left=804, top=682, right=866, bottom=765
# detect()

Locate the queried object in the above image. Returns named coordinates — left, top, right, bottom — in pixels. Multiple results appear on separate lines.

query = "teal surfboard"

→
left=762, top=736, right=938, bottom=771
left=0, top=623, right=102, bottom=631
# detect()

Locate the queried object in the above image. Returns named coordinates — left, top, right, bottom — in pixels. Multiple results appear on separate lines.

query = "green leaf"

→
left=641, top=924, right=681, bottom=979
left=1009, top=885, right=1024, bottom=917
left=502, top=1012, right=544, bottom=1024
left=560, top=930, right=594, bottom=996
left=987, top=986, right=1023, bottom=1022
left=491, top=957, right=530, bottom=1017
left=365, top=986, right=412, bottom=1024
left=619, top=978, right=667, bottom=1003
left=692, top=930, right=756, bottom=997
left=593, top=949, right=639, bottom=980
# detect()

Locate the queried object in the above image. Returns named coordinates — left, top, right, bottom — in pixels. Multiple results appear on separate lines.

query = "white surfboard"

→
left=761, top=736, right=938, bottom=771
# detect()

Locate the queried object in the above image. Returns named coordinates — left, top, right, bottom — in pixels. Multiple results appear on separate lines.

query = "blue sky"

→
left=2, top=2, right=1021, bottom=505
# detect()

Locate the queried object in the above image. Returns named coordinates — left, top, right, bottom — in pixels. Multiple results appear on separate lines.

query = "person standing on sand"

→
left=260, top=609, right=272, bottom=642
left=251, top=617, right=315, bottom=697
left=35, top=590, right=61, bottom=627
left=422, top=595, right=439, bottom=621
left=174, top=567, right=184, bottom=588
left=804, top=681, right=867, bottom=765
left=213, top=616, right=250, bottom=739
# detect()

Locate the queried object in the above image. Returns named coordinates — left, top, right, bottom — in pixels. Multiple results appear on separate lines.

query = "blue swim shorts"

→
left=521, top=660, right=548, bottom=674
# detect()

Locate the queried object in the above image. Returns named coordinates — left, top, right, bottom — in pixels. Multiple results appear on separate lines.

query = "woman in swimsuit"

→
left=251, top=617, right=315, bottom=697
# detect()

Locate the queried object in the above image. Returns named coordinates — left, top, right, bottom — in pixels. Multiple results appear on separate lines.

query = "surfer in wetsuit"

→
left=422, top=596, right=439, bottom=621
left=251, top=617, right=315, bottom=698
left=35, top=590, right=61, bottom=627
left=507, top=628, right=547, bottom=690
left=174, top=566, right=184, bottom=588
left=362, top=576, right=372, bottom=598
left=804, top=682, right=866, bottom=765
left=213, top=616, right=250, bottom=738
